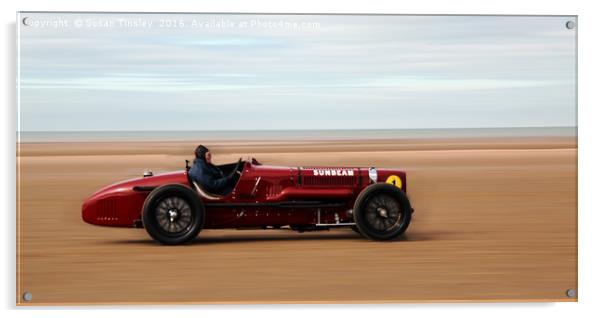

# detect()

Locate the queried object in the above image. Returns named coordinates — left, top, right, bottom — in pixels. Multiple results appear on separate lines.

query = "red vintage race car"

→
left=82, top=158, right=413, bottom=244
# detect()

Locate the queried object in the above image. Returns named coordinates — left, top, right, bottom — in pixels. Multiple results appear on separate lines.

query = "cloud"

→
left=19, top=75, right=568, bottom=93
left=18, top=13, right=577, bottom=131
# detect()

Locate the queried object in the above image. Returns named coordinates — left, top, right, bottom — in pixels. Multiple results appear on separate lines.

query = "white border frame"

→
left=3, top=0, right=601, bottom=317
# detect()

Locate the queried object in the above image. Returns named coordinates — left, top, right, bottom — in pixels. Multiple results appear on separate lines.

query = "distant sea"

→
left=18, top=127, right=577, bottom=143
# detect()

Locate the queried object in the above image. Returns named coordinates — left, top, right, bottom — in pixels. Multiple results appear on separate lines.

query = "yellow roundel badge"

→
left=386, top=175, right=403, bottom=189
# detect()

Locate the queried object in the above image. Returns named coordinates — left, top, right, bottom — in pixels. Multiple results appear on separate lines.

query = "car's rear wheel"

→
left=353, top=183, right=412, bottom=240
left=142, top=184, right=204, bottom=245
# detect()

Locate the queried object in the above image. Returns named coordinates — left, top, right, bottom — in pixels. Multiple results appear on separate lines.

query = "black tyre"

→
left=142, top=184, right=204, bottom=245
left=353, top=183, right=412, bottom=240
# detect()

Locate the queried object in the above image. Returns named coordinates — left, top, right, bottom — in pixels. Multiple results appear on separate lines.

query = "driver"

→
left=188, top=145, right=242, bottom=196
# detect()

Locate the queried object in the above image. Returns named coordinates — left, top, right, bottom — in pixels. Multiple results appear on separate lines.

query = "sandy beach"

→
left=16, top=137, right=577, bottom=304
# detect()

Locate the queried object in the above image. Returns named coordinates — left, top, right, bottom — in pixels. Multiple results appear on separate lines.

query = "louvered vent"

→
left=95, top=198, right=119, bottom=222
left=265, top=184, right=283, bottom=198
left=303, top=175, right=357, bottom=187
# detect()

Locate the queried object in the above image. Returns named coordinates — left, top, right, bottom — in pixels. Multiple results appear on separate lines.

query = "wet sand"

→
left=16, top=137, right=577, bottom=304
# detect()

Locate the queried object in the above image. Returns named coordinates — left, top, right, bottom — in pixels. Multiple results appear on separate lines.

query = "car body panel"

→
left=82, top=159, right=408, bottom=229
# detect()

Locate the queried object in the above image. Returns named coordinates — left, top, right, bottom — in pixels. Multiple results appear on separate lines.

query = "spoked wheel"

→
left=353, top=183, right=412, bottom=240
left=155, top=196, right=194, bottom=235
left=142, top=184, right=204, bottom=245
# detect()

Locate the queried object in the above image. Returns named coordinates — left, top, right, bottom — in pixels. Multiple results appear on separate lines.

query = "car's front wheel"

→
left=142, top=184, right=204, bottom=245
left=353, top=183, right=412, bottom=240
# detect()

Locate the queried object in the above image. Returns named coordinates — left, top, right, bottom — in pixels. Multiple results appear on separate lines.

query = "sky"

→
left=18, top=13, right=577, bottom=131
